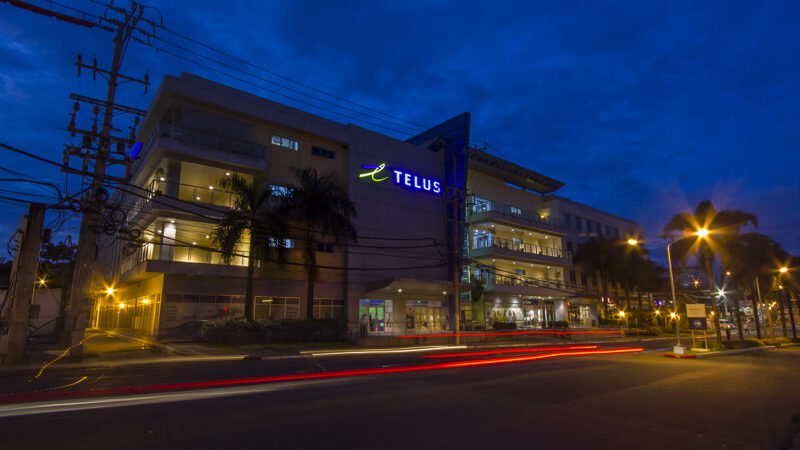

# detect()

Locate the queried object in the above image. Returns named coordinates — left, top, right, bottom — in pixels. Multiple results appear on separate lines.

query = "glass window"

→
left=614, top=227, right=620, bottom=239
left=510, top=206, right=522, bottom=215
left=313, top=298, right=344, bottom=319
left=586, top=221, right=592, bottom=233
left=576, top=217, right=582, bottom=232
left=311, top=146, right=336, bottom=159
left=564, top=213, right=571, bottom=229
left=271, top=135, right=299, bottom=150
left=569, top=270, right=576, bottom=282
left=254, top=296, right=300, bottom=320
left=271, top=185, right=291, bottom=197
left=473, top=196, right=491, bottom=214
left=316, top=242, right=334, bottom=253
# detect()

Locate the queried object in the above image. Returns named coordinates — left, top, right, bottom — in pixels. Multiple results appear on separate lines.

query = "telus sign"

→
left=360, top=163, right=441, bottom=194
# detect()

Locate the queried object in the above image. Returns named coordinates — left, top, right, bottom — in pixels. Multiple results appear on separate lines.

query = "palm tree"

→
left=285, top=168, right=356, bottom=320
left=213, top=173, right=288, bottom=321
left=662, top=200, right=757, bottom=342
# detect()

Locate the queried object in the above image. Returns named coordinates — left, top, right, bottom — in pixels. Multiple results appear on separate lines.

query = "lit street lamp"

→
left=778, top=267, right=796, bottom=339
left=628, top=238, right=682, bottom=353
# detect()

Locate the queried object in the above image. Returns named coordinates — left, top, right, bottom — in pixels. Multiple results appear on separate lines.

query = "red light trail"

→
left=0, top=347, right=643, bottom=405
left=423, top=345, right=599, bottom=358
left=398, top=330, right=622, bottom=338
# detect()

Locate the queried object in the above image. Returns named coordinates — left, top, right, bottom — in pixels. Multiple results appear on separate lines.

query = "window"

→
left=271, top=185, right=291, bottom=197
left=614, top=227, right=620, bottom=240
left=473, top=197, right=491, bottom=214
left=586, top=221, right=592, bottom=233
left=580, top=272, right=587, bottom=286
left=271, top=135, right=299, bottom=150
left=595, top=222, right=602, bottom=235
left=591, top=272, right=598, bottom=286
left=569, top=270, right=576, bottom=283
left=567, top=241, right=573, bottom=252
left=268, top=238, right=294, bottom=248
left=316, top=242, right=334, bottom=253
left=605, top=225, right=611, bottom=237
left=313, top=298, right=344, bottom=319
left=254, top=296, right=300, bottom=320
left=564, top=213, right=571, bottom=229
left=311, top=146, right=336, bottom=159
left=510, top=206, right=522, bottom=215
left=515, top=269, right=526, bottom=275
left=575, top=217, right=582, bottom=232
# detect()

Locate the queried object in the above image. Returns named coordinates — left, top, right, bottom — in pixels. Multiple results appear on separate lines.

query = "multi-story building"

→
left=91, top=72, right=645, bottom=339
left=551, top=197, right=645, bottom=320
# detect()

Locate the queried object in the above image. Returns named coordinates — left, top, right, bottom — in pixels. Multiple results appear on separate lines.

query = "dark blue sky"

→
left=1, top=1, right=798, bottom=254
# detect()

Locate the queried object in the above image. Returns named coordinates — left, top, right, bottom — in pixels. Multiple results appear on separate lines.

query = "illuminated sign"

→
left=130, top=141, right=142, bottom=160
left=360, top=163, right=441, bottom=194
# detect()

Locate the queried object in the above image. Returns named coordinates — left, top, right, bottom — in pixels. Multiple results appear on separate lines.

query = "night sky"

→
left=0, top=1, right=797, bottom=256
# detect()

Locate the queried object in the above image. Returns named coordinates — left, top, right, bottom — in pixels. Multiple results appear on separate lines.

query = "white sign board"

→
left=686, top=304, right=706, bottom=318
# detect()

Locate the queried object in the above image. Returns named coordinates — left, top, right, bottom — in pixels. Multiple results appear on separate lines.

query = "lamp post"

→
left=628, top=238, right=682, bottom=353
left=779, top=267, right=796, bottom=339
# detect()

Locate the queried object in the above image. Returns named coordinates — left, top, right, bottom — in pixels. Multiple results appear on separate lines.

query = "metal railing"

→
left=177, top=183, right=234, bottom=208
left=473, top=236, right=565, bottom=259
left=120, top=241, right=249, bottom=276
left=492, top=273, right=574, bottom=291
left=471, top=198, right=562, bottom=229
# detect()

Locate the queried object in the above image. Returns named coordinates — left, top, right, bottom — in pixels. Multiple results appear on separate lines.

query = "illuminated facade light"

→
left=106, top=287, right=115, bottom=295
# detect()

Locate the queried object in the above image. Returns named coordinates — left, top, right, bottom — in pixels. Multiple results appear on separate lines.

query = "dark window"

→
left=595, top=222, right=602, bottom=234
left=183, top=295, right=199, bottom=303
left=614, top=227, right=620, bottom=239
left=569, top=270, right=576, bottom=283
left=605, top=225, right=611, bottom=237
left=199, top=295, right=216, bottom=303
left=586, top=221, right=592, bottom=233
left=575, top=217, right=582, bottom=232
left=567, top=241, right=573, bottom=252
left=580, top=272, right=587, bottom=286
left=564, top=213, right=571, bottom=229
left=316, top=242, right=334, bottom=253
left=591, top=272, right=598, bottom=286
left=311, top=146, right=336, bottom=160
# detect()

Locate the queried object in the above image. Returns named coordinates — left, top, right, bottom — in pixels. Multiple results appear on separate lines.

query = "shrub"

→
left=763, top=337, right=792, bottom=346
left=202, top=318, right=347, bottom=344
left=493, top=321, right=517, bottom=330
left=642, top=325, right=663, bottom=336
left=743, top=338, right=765, bottom=348
left=553, top=320, right=570, bottom=329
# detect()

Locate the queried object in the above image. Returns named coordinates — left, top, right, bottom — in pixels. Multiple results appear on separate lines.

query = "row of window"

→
left=569, top=270, right=598, bottom=287
left=563, top=213, right=630, bottom=240
left=271, top=135, right=338, bottom=160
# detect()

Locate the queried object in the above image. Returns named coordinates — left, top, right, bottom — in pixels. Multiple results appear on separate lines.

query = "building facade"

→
left=91, top=73, right=644, bottom=339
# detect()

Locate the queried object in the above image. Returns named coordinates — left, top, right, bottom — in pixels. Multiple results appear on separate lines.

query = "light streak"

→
left=398, top=330, right=622, bottom=338
left=305, top=345, right=467, bottom=357
left=0, top=347, right=643, bottom=406
left=423, top=345, right=598, bottom=359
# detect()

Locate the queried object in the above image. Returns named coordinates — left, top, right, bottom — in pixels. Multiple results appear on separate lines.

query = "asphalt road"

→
left=1, top=342, right=799, bottom=450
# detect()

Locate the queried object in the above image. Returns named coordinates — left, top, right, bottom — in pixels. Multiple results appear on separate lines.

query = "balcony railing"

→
left=177, top=183, right=234, bottom=208
left=492, top=273, right=574, bottom=291
left=120, top=241, right=249, bottom=276
left=470, top=199, right=562, bottom=229
left=473, top=236, right=565, bottom=259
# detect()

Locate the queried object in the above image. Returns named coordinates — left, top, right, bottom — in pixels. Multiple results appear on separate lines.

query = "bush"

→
left=493, top=321, right=517, bottom=330
left=202, top=318, right=347, bottom=344
left=642, top=325, right=663, bottom=336
left=763, top=337, right=792, bottom=347
left=743, top=338, right=765, bottom=348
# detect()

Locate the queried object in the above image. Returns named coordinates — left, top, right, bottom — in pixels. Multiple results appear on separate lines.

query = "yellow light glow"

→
left=38, top=279, right=46, bottom=286
left=654, top=310, right=661, bottom=315
left=670, top=312, right=676, bottom=318
left=627, top=239, right=638, bottom=245
left=710, top=311, right=715, bottom=315
left=142, top=298, right=150, bottom=304
left=106, top=287, right=115, bottom=295
left=619, top=311, right=626, bottom=318
left=696, top=228, right=709, bottom=238
left=726, top=271, right=731, bottom=276
left=118, top=303, right=125, bottom=309
left=780, top=267, right=788, bottom=273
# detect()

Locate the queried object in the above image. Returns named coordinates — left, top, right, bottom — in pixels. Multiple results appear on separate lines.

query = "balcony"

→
left=470, top=199, right=563, bottom=233
left=471, top=236, right=568, bottom=264
left=119, top=240, right=250, bottom=282
left=479, top=273, right=576, bottom=296
left=131, top=121, right=266, bottom=176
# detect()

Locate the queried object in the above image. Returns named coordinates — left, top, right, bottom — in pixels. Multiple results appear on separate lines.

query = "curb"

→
left=664, top=345, right=777, bottom=359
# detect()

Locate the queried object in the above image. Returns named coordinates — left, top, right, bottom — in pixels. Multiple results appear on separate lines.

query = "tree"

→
left=574, top=237, right=623, bottom=318
left=284, top=168, right=356, bottom=320
left=662, top=200, right=757, bottom=342
left=213, top=173, right=288, bottom=321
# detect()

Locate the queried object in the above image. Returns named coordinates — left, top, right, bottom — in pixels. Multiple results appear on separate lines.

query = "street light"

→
left=696, top=228, right=709, bottom=238
left=777, top=266, right=796, bottom=339
left=628, top=238, right=682, bottom=353
left=106, top=287, right=115, bottom=295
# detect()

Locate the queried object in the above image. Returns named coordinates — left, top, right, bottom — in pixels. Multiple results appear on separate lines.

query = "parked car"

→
left=718, top=319, right=735, bottom=330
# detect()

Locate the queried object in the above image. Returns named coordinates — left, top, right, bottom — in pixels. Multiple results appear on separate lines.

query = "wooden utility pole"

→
left=64, top=3, right=151, bottom=352
left=2, top=203, right=45, bottom=363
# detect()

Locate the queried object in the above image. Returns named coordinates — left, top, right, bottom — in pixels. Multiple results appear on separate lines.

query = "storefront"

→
left=404, top=300, right=449, bottom=333
left=359, top=299, right=394, bottom=334
left=484, top=297, right=563, bottom=329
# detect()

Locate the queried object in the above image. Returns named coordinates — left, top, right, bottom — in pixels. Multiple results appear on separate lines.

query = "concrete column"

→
left=165, top=160, right=181, bottom=198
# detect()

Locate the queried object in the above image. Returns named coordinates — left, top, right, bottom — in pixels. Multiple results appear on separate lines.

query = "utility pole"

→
left=63, top=3, right=152, bottom=353
left=2, top=203, right=45, bottom=363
